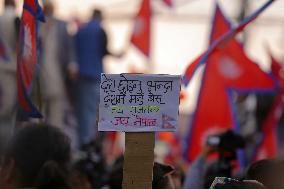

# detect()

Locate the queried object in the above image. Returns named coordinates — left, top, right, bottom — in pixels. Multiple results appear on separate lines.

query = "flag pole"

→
left=123, top=2, right=155, bottom=188
left=148, top=0, right=154, bottom=74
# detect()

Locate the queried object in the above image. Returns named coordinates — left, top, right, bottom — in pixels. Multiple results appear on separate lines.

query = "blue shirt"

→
left=183, top=156, right=207, bottom=189
left=75, top=19, right=108, bottom=80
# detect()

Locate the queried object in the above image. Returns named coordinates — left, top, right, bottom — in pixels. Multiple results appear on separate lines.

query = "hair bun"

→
left=36, top=160, right=70, bottom=189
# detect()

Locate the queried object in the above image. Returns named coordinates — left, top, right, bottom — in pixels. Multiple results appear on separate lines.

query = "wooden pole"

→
left=123, top=132, right=155, bottom=189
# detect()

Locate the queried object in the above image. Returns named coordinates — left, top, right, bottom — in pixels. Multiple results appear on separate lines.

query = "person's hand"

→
left=114, top=51, right=125, bottom=59
left=67, top=62, right=78, bottom=81
left=201, top=144, right=217, bottom=158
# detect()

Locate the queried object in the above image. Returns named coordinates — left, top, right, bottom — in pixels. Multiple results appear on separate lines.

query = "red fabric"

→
left=104, top=132, right=124, bottom=162
left=16, top=0, right=44, bottom=118
left=185, top=4, right=276, bottom=161
left=255, top=55, right=284, bottom=160
left=158, top=132, right=183, bottom=165
left=184, top=54, right=203, bottom=84
left=25, top=0, right=37, bottom=11
left=271, top=53, right=284, bottom=86
left=0, top=43, right=5, bottom=58
left=131, top=0, right=151, bottom=57
left=184, top=1, right=274, bottom=86
left=179, top=89, right=186, bottom=101
left=163, top=0, right=173, bottom=7
left=128, top=65, right=145, bottom=74
left=255, top=90, right=282, bottom=160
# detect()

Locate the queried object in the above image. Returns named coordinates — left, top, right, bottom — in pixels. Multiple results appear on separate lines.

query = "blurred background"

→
left=1, top=0, right=284, bottom=188
left=0, top=0, right=283, bottom=112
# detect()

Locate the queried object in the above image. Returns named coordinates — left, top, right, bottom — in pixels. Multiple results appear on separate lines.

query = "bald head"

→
left=4, top=0, right=15, bottom=7
left=43, top=2, right=54, bottom=16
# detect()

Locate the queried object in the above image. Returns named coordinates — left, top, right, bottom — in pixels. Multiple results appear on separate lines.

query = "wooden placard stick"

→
left=123, top=132, right=155, bottom=189
left=98, top=74, right=181, bottom=189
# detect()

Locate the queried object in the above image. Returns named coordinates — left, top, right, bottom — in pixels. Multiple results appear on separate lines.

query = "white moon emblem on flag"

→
left=133, top=17, right=144, bottom=36
left=218, top=56, right=243, bottom=79
left=23, top=25, right=32, bottom=60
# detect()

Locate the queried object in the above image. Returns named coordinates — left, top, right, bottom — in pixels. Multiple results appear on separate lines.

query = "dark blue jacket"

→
left=75, top=19, right=108, bottom=80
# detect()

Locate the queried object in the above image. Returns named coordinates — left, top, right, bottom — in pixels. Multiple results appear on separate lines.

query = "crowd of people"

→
left=1, top=124, right=284, bottom=189
left=0, top=0, right=122, bottom=149
left=0, top=0, right=284, bottom=189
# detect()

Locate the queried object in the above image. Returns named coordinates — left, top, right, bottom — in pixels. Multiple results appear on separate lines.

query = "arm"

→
left=182, top=155, right=206, bottom=189
left=101, top=28, right=124, bottom=58
left=183, top=146, right=216, bottom=189
left=67, top=34, right=79, bottom=81
left=101, top=28, right=110, bottom=56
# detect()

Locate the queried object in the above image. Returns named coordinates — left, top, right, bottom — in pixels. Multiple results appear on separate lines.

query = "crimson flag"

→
left=184, top=2, right=276, bottom=162
left=270, top=52, right=284, bottom=86
left=183, top=0, right=275, bottom=86
left=131, top=0, right=151, bottom=57
left=158, top=132, right=183, bottom=165
left=16, top=0, right=45, bottom=118
left=255, top=90, right=282, bottom=160
left=255, top=54, right=284, bottom=160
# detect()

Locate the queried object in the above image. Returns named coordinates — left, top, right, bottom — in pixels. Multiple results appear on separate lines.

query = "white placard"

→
left=98, top=74, right=181, bottom=132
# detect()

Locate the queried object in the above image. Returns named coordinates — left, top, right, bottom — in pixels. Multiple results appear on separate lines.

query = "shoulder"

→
left=55, top=19, right=67, bottom=29
left=54, top=17, right=67, bottom=25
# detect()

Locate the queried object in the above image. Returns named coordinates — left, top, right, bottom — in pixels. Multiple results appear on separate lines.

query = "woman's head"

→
left=211, top=179, right=267, bottom=189
left=4, top=0, right=15, bottom=7
left=0, top=124, right=71, bottom=189
left=152, top=162, right=176, bottom=189
left=246, top=159, right=284, bottom=189
left=215, top=181, right=266, bottom=189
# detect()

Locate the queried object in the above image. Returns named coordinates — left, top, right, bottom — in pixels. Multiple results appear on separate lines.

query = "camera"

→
left=207, top=130, right=245, bottom=155
left=204, top=130, right=246, bottom=189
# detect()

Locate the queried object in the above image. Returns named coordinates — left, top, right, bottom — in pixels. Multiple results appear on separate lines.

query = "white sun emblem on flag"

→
left=218, top=56, right=243, bottom=79
left=23, top=25, right=32, bottom=60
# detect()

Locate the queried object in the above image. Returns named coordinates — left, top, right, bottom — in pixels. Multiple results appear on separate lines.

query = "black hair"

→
left=4, top=124, right=71, bottom=189
left=4, top=0, right=15, bottom=7
left=108, top=156, right=124, bottom=189
left=70, top=166, right=92, bottom=189
left=92, top=9, right=103, bottom=20
left=246, top=159, right=275, bottom=181
left=152, top=162, right=174, bottom=189
left=215, top=181, right=266, bottom=189
left=108, top=159, right=175, bottom=189
left=246, top=159, right=284, bottom=189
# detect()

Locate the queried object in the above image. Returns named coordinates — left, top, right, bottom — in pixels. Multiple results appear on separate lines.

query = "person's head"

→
left=70, top=167, right=92, bottom=189
left=4, top=0, right=15, bottom=8
left=214, top=180, right=267, bottom=189
left=108, top=159, right=175, bottom=189
left=92, top=9, right=103, bottom=21
left=0, top=124, right=71, bottom=189
left=246, top=159, right=284, bottom=189
left=152, top=162, right=175, bottom=189
left=108, top=156, right=124, bottom=189
left=43, top=0, right=54, bottom=16
left=170, top=168, right=184, bottom=189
